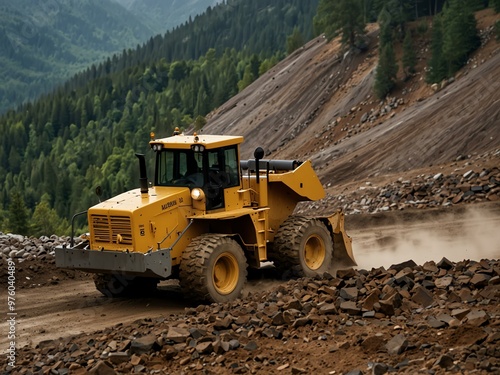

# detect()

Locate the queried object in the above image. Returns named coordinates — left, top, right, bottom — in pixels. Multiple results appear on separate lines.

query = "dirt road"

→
left=0, top=280, right=190, bottom=354
left=2, top=205, right=499, bottom=355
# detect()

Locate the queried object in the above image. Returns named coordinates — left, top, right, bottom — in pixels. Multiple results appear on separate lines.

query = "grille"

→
left=91, top=215, right=133, bottom=245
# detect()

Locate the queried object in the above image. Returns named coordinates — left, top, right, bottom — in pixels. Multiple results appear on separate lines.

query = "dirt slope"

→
left=203, top=10, right=500, bottom=187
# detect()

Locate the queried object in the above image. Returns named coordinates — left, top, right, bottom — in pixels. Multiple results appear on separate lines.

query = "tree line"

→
left=2, top=0, right=497, bottom=236
left=314, top=0, right=492, bottom=99
left=0, top=0, right=318, bottom=236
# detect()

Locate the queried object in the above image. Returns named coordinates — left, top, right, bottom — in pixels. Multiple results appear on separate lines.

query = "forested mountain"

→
left=113, top=0, right=221, bottom=35
left=0, top=0, right=154, bottom=114
left=1, top=0, right=494, bottom=236
left=0, top=0, right=319, bottom=235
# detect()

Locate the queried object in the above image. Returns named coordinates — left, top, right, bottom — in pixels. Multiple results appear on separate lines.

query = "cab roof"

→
left=150, top=134, right=244, bottom=150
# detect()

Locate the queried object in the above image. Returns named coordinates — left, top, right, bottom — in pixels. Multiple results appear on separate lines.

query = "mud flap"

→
left=55, top=246, right=172, bottom=278
left=322, top=210, right=357, bottom=267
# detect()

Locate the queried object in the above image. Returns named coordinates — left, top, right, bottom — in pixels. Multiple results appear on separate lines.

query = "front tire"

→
left=179, top=235, right=248, bottom=303
left=269, top=216, right=333, bottom=278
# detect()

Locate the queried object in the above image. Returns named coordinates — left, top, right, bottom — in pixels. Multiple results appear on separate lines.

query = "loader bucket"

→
left=322, top=210, right=357, bottom=268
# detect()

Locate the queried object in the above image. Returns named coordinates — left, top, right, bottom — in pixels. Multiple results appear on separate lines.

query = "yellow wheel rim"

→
left=212, top=252, right=239, bottom=295
left=304, top=234, right=326, bottom=270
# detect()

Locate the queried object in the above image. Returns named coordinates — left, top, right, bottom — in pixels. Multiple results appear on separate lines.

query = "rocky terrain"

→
left=301, top=152, right=500, bottom=216
left=3, top=258, right=499, bottom=375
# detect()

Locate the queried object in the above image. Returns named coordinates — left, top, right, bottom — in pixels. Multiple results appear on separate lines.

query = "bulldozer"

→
left=55, top=132, right=356, bottom=303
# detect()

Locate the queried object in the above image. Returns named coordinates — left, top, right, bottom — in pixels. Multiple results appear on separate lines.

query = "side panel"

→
left=268, top=160, right=325, bottom=201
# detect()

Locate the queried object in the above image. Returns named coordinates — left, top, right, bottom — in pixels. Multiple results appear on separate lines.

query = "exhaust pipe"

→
left=254, top=147, right=264, bottom=184
left=135, top=153, right=148, bottom=194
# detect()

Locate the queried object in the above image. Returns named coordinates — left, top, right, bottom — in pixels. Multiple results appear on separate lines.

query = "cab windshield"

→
left=155, top=146, right=239, bottom=189
left=156, top=149, right=204, bottom=187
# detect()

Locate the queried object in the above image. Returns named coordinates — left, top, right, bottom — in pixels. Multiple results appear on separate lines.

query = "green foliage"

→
left=402, top=31, right=417, bottom=78
left=416, top=19, right=429, bottom=35
left=121, top=0, right=220, bottom=35
left=493, top=0, right=500, bottom=13
left=0, top=204, right=7, bottom=231
left=194, top=115, right=207, bottom=131
left=314, top=0, right=366, bottom=49
left=287, top=27, right=305, bottom=55
left=374, top=19, right=398, bottom=99
left=0, top=0, right=155, bottom=114
left=376, top=0, right=413, bottom=40
left=378, top=6, right=394, bottom=45
left=238, top=66, right=255, bottom=92
left=496, top=21, right=500, bottom=41
left=1, top=0, right=319, bottom=115
left=426, top=0, right=479, bottom=83
left=8, top=192, right=29, bottom=235
left=0, top=1, right=320, bottom=235
left=31, top=195, right=69, bottom=237
left=426, top=15, right=447, bottom=83
left=441, top=0, right=480, bottom=76
left=374, top=43, right=399, bottom=99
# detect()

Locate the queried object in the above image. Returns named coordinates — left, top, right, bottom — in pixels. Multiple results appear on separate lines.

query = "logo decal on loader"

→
left=162, top=200, right=177, bottom=210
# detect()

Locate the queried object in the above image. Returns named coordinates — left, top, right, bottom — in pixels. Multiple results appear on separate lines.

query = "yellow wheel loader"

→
left=55, top=133, right=356, bottom=303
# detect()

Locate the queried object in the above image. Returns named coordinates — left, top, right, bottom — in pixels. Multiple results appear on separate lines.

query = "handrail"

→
left=70, top=211, right=88, bottom=247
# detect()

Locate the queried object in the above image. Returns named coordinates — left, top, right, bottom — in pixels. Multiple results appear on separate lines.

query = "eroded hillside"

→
left=203, top=9, right=500, bottom=188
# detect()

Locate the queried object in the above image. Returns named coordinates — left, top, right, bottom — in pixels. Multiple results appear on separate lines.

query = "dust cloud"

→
left=351, top=207, right=500, bottom=270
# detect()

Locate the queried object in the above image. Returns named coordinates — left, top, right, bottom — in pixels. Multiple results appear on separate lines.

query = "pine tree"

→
left=286, top=27, right=305, bottom=55
left=426, top=15, right=446, bottom=83
left=314, top=0, right=366, bottom=49
left=402, top=31, right=417, bottom=79
left=493, top=0, right=500, bottom=13
left=374, top=8, right=398, bottom=99
left=378, top=6, right=393, bottom=46
left=31, top=194, right=64, bottom=236
left=442, top=0, right=479, bottom=76
left=8, top=191, right=29, bottom=235
left=374, top=43, right=399, bottom=99
left=238, top=65, right=254, bottom=92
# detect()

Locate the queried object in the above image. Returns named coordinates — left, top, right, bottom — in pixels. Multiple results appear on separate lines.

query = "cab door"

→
left=205, top=146, right=239, bottom=211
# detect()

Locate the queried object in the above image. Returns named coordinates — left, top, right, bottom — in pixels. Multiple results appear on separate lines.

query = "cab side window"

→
left=224, top=147, right=239, bottom=187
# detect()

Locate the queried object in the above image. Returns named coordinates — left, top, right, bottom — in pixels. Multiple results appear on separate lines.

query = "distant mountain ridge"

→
left=0, top=0, right=221, bottom=114
left=112, top=0, right=221, bottom=34
left=0, top=0, right=157, bottom=113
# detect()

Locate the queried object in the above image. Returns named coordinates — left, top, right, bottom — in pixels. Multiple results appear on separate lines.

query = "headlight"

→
left=191, top=188, right=205, bottom=201
left=190, top=144, right=205, bottom=152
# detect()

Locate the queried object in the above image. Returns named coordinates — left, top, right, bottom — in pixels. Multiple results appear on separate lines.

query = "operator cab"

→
left=152, top=133, right=242, bottom=210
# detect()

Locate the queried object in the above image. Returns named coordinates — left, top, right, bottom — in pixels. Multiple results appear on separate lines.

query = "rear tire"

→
left=269, top=216, right=333, bottom=278
left=179, top=235, right=248, bottom=303
left=94, top=274, right=158, bottom=297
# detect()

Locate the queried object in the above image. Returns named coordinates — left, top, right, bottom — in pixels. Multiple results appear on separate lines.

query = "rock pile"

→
left=0, top=233, right=65, bottom=262
left=0, top=234, right=85, bottom=288
left=5, top=258, right=499, bottom=374
left=303, top=165, right=500, bottom=216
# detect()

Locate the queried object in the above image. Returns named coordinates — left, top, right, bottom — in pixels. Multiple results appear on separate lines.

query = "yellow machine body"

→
left=56, top=133, right=355, bottom=288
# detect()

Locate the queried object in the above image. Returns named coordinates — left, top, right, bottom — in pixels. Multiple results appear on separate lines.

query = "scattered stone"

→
left=130, top=334, right=158, bottom=354
left=88, top=361, right=116, bottom=375
left=434, top=354, right=454, bottom=369
left=386, top=334, right=408, bottom=355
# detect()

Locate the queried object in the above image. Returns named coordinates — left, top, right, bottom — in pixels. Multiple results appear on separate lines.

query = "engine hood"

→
left=90, top=186, right=191, bottom=214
